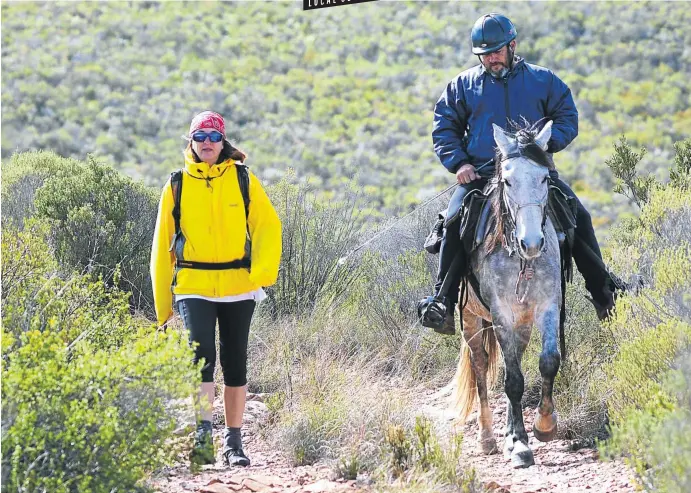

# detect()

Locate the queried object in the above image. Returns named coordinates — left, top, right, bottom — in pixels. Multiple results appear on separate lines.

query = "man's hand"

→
left=456, top=164, right=480, bottom=184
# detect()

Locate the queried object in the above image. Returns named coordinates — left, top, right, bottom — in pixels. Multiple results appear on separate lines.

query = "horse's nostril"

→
left=539, top=237, right=545, bottom=250
left=520, top=239, right=527, bottom=251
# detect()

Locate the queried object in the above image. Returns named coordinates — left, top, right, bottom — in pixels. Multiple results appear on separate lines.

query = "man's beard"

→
left=488, top=65, right=509, bottom=78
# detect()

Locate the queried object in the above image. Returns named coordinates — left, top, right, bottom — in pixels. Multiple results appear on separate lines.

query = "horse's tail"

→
left=454, top=321, right=500, bottom=423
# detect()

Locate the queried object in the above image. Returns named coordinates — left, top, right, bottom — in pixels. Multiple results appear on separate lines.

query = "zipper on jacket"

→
left=209, top=175, right=219, bottom=297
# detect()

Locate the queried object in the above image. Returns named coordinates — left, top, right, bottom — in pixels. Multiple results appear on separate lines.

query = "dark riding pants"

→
left=434, top=169, right=609, bottom=306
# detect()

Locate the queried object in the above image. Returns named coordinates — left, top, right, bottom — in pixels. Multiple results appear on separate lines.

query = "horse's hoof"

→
left=511, top=441, right=535, bottom=468
left=533, top=411, right=558, bottom=442
left=478, top=429, right=498, bottom=455
left=479, top=438, right=498, bottom=455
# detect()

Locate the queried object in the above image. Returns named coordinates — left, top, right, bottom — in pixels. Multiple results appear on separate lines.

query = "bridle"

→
left=497, top=151, right=550, bottom=303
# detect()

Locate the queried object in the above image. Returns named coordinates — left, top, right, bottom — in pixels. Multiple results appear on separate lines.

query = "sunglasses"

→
left=191, top=130, right=224, bottom=143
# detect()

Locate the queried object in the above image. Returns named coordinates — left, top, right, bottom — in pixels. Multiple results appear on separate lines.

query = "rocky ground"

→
left=150, top=390, right=637, bottom=493
left=420, top=390, right=636, bottom=493
left=148, top=394, right=363, bottom=493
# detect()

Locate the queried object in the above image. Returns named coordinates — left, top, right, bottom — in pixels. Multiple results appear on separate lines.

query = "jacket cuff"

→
left=449, top=161, right=470, bottom=174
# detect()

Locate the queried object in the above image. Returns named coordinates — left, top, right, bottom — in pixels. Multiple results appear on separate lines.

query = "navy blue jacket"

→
left=433, top=57, right=578, bottom=173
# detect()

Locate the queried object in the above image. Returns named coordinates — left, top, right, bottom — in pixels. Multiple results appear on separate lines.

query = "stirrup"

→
left=417, top=296, right=447, bottom=330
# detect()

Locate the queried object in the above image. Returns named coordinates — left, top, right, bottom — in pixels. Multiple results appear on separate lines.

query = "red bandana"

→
left=189, top=111, right=225, bottom=136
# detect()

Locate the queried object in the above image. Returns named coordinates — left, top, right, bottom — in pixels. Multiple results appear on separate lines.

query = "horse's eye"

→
left=542, top=176, right=549, bottom=184
left=503, top=180, right=512, bottom=187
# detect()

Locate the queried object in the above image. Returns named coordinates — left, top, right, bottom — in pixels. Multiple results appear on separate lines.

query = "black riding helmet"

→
left=471, top=13, right=517, bottom=55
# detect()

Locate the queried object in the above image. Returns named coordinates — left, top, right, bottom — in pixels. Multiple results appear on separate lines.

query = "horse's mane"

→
left=485, top=120, right=554, bottom=254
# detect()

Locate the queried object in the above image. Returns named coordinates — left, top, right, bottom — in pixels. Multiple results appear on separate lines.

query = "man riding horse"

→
left=418, top=13, right=621, bottom=335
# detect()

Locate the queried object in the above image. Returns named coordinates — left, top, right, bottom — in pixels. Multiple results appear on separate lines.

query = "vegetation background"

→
left=2, top=1, right=689, bottom=227
left=1, top=1, right=690, bottom=492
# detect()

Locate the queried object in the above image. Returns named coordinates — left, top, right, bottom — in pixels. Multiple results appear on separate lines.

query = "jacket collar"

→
left=183, top=149, right=235, bottom=179
left=482, top=55, right=525, bottom=79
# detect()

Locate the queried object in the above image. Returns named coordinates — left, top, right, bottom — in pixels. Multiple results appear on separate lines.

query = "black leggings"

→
left=176, top=298, right=256, bottom=386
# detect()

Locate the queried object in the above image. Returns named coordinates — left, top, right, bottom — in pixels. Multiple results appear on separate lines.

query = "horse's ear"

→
left=493, top=124, right=513, bottom=156
left=535, top=121, right=553, bottom=151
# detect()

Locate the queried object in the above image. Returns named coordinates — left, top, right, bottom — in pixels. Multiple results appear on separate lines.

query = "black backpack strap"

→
left=235, top=163, right=250, bottom=221
left=169, top=170, right=183, bottom=252
left=236, top=163, right=252, bottom=260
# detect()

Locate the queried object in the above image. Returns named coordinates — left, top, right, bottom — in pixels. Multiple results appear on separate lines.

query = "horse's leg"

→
left=502, top=324, right=532, bottom=452
left=462, top=314, right=498, bottom=454
left=494, top=318, right=534, bottom=467
left=533, top=305, right=561, bottom=442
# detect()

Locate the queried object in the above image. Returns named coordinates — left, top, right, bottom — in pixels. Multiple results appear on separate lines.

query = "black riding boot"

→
left=418, top=181, right=485, bottom=334
left=418, top=218, right=465, bottom=335
left=550, top=174, right=619, bottom=318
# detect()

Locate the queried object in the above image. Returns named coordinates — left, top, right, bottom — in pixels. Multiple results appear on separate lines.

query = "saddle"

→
left=423, top=178, right=579, bottom=294
left=454, top=179, right=578, bottom=255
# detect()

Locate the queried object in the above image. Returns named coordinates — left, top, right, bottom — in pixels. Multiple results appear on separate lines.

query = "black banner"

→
left=303, top=0, right=378, bottom=12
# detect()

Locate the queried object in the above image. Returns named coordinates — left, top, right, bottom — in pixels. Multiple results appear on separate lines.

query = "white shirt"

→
left=175, top=287, right=267, bottom=304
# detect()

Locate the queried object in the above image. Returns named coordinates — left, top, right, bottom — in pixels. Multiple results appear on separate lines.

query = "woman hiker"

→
left=150, top=110, right=282, bottom=467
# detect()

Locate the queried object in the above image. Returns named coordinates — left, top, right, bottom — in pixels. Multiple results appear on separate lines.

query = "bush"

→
left=1, top=220, right=137, bottom=351
left=602, top=355, right=691, bottom=493
left=1, top=221, right=198, bottom=492
left=2, top=151, right=159, bottom=315
left=270, top=353, right=412, bottom=470
left=263, top=177, right=364, bottom=319
left=2, top=328, right=198, bottom=493
left=592, top=137, right=691, bottom=490
left=382, top=417, right=481, bottom=492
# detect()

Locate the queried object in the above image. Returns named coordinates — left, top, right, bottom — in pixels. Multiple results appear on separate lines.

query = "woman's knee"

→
left=221, top=360, right=247, bottom=387
left=195, top=343, right=217, bottom=383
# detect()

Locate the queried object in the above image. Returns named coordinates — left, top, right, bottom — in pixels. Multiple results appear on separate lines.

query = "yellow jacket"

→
left=150, top=151, right=282, bottom=325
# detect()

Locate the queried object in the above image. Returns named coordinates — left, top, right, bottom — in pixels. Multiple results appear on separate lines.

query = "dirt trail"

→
left=149, top=394, right=364, bottom=493
left=420, top=389, right=636, bottom=493
left=151, top=390, right=636, bottom=493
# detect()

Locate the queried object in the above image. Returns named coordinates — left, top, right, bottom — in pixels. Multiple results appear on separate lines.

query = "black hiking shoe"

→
left=224, top=448, right=251, bottom=467
left=189, top=420, right=215, bottom=466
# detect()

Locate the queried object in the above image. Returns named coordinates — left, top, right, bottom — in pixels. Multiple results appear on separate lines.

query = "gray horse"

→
left=454, top=121, right=562, bottom=468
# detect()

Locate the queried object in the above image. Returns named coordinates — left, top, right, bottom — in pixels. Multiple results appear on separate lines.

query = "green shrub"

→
left=669, top=138, right=691, bottom=190
left=383, top=417, right=480, bottom=492
left=2, top=327, right=198, bottom=493
left=263, top=177, right=364, bottom=319
left=1, top=219, right=199, bottom=492
left=602, top=356, right=691, bottom=493
left=2, top=220, right=136, bottom=352
left=2, top=151, right=159, bottom=315
left=593, top=138, right=691, bottom=490
left=605, top=319, right=691, bottom=423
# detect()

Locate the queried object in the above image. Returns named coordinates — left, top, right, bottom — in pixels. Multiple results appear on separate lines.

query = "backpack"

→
left=169, top=164, right=251, bottom=271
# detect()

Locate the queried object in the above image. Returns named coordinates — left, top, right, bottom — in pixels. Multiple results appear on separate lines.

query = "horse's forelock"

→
left=495, top=123, right=554, bottom=170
